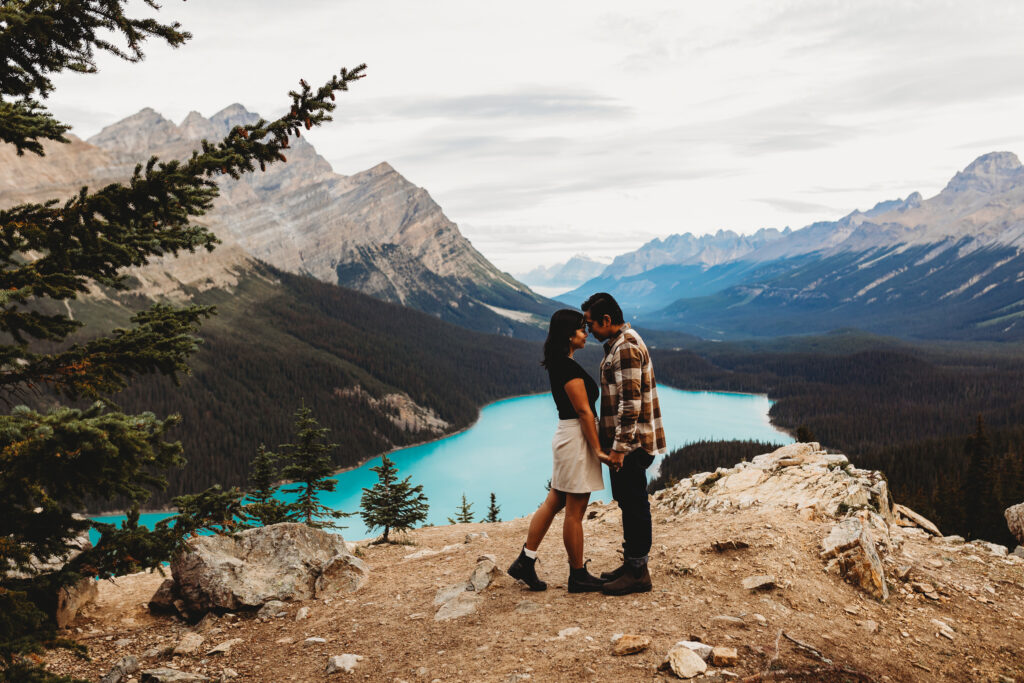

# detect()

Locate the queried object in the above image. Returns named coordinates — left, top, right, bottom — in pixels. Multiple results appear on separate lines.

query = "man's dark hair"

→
left=581, top=292, right=624, bottom=325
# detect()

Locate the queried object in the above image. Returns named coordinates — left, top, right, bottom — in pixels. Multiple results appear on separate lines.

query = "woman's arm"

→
left=564, top=378, right=611, bottom=464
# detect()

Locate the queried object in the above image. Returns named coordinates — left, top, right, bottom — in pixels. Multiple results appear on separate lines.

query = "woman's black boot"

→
left=568, top=560, right=606, bottom=593
left=508, top=547, right=547, bottom=591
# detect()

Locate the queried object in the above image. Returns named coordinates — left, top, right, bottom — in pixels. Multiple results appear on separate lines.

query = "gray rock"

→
left=663, top=644, right=708, bottom=678
left=434, top=582, right=470, bottom=606
left=710, top=615, right=746, bottom=628
left=206, top=638, right=242, bottom=656
left=56, top=576, right=98, bottom=628
left=170, top=523, right=368, bottom=615
left=295, top=606, right=310, bottom=621
left=468, top=558, right=500, bottom=591
left=741, top=575, right=776, bottom=590
left=821, top=518, right=863, bottom=558
left=257, top=600, right=287, bottom=618
left=148, top=578, right=178, bottom=614
left=677, top=641, right=712, bottom=661
left=315, top=552, right=370, bottom=595
left=304, top=637, right=327, bottom=645
left=101, top=656, right=140, bottom=683
left=1006, top=503, right=1024, bottom=545
left=173, top=632, right=204, bottom=656
left=825, top=519, right=889, bottom=601
left=464, top=532, right=489, bottom=543
left=434, top=592, right=482, bottom=621
left=1014, top=546, right=1024, bottom=559
left=325, top=654, right=363, bottom=674
left=142, top=643, right=175, bottom=660
left=140, top=669, right=209, bottom=683
left=942, top=535, right=965, bottom=545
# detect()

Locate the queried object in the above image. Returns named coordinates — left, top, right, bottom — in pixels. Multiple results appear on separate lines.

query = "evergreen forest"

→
left=649, top=334, right=1024, bottom=547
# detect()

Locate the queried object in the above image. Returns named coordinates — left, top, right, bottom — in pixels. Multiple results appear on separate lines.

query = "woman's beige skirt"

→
left=550, top=419, right=604, bottom=494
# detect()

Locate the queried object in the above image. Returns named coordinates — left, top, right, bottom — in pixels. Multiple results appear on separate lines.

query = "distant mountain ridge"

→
left=515, top=254, right=607, bottom=291
left=564, top=152, right=1024, bottom=340
left=0, top=104, right=554, bottom=337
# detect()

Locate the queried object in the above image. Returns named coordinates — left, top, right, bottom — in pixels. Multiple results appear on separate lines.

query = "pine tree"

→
left=245, top=445, right=293, bottom=526
left=359, top=455, right=429, bottom=543
left=0, top=2, right=365, bottom=678
left=964, top=414, right=994, bottom=539
left=277, top=405, right=348, bottom=529
left=448, top=493, right=475, bottom=524
left=796, top=425, right=816, bottom=443
left=484, top=492, right=501, bottom=523
left=171, top=485, right=247, bottom=537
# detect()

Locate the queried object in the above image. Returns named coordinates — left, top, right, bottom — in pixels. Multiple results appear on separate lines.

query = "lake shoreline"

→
left=88, top=391, right=551, bottom=518
left=88, top=386, right=780, bottom=518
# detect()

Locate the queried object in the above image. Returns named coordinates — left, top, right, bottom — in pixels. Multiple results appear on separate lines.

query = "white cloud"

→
left=41, top=0, right=1024, bottom=267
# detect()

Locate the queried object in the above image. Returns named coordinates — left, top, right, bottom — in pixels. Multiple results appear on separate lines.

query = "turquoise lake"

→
left=90, top=387, right=791, bottom=543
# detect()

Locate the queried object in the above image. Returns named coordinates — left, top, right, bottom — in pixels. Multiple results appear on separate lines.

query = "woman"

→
left=507, top=309, right=609, bottom=593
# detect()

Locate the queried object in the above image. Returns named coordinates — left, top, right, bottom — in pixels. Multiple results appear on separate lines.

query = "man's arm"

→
left=611, top=343, right=644, bottom=455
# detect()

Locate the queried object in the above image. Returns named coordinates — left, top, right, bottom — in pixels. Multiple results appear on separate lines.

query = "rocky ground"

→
left=46, top=445, right=1024, bottom=683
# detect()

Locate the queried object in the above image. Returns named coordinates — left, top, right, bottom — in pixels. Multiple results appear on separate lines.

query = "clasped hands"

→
left=598, top=450, right=626, bottom=471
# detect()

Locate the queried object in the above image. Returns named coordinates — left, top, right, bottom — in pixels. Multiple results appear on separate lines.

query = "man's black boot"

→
left=601, top=559, right=652, bottom=595
left=568, top=561, right=606, bottom=594
left=507, top=547, right=547, bottom=591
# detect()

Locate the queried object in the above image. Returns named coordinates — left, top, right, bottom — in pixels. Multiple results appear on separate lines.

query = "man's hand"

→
left=608, top=450, right=626, bottom=470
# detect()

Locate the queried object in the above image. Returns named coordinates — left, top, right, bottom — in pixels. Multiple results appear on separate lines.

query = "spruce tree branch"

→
left=0, top=65, right=367, bottom=319
left=0, top=98, right=71, bottom=155
left=0, top=0, right=191, bottom=100
left=0, top=302, right=213, bottom=401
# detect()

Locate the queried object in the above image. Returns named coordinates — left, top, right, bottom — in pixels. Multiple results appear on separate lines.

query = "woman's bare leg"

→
left=525, top=488, right=566, bottom=552
left=563, top=492, right=591, bottom=569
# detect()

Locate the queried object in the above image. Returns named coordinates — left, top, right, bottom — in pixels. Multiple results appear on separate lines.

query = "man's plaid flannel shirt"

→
left=598, top=324, right=667, bottom=456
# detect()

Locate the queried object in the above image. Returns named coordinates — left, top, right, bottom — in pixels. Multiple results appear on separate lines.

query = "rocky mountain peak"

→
left=88, top=107, right=179, bottom=154
left=178, top=111, right=218, bottom=140
left=209, top=103, right=260, bottom=136
left=941, top=151, right=1024, bottom=196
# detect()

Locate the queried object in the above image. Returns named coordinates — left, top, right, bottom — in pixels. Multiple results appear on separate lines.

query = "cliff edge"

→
left=45, top=445, right=1024, bottom=682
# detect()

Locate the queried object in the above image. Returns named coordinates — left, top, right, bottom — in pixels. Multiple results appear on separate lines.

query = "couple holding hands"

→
left=508, top=292, right=666, bottom=596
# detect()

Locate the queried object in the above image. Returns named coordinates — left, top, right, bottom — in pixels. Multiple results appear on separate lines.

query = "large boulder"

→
left=168, top=523, right=367, bottom=615
left=8, top=526, right=98, bottom=628
left=1006, top=503, right=1024, bottom=545
left=56, top=576, right=99, bottom=628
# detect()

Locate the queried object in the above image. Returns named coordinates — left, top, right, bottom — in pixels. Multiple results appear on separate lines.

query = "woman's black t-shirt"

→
left=547, top=356, right=599, bottom=420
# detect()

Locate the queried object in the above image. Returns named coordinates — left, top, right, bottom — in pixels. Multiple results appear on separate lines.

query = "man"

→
left=581, top=292, right=666, bottom=595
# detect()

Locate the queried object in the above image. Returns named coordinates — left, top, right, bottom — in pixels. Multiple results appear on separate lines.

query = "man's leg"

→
left=603, top=448, right=654, bottom=595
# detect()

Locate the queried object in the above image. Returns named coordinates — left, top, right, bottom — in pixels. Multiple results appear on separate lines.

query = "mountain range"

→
left=561, top=152, right=1024, bottom=340
left=0, top=105, right=559, bottom=505
left=514, top=254, right=608, bottom=292
left=0, top=104, right=554, bottom=338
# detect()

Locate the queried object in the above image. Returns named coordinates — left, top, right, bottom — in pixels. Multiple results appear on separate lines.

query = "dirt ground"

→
left=46, top=500, right=1024, bottom=683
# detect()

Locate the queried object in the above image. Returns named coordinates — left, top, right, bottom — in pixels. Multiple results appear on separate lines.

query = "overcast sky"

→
left=48, top=0, right=1024, bottom=272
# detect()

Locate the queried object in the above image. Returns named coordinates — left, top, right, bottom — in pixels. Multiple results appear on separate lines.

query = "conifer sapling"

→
left=276, top=405, right=348, bottom=530
left=359, top=455, right=429, bottom=544
left=448, top=493, right=475, bottom=524
left=485, top=492, right=501, bottom=523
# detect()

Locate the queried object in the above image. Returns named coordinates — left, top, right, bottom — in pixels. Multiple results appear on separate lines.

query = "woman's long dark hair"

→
left=542, top=309, right=584, bottom=368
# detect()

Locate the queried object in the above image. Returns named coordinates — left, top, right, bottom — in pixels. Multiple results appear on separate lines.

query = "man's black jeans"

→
left=609, top=447, right=655, bottom=560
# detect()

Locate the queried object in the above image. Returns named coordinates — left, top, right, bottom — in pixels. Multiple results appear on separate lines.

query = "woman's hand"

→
left=596, top=451, right=618, bottom=469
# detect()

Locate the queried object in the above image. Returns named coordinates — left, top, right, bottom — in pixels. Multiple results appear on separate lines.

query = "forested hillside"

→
left=649, top=334, right=1024, bottom=546
left=64, top=265, right=550, bottom=510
